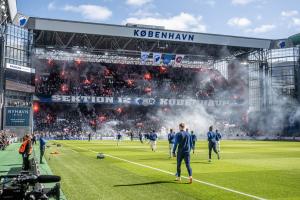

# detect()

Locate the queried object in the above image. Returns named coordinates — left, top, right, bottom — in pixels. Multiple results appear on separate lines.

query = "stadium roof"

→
left=27, top=17, right=272, bottom=49
left=27, top=17, right=273, bottom=62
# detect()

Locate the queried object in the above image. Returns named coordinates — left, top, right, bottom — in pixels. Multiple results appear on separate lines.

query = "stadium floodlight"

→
left=0, top=0, right=5, bottom=11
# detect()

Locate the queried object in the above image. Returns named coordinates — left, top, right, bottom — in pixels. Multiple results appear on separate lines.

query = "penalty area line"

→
left=70, top=145, right=267, bottom=200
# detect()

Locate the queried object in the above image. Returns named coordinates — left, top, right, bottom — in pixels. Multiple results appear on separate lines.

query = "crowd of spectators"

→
left=34, top=103, right=161, bottom=134
left=33, top=59, right=249, bottom=136
left=0, top=130, right=17, bottom=150
left=33, top=102, right=250, bottom=139
left=35, top=60, right=235, bottom=100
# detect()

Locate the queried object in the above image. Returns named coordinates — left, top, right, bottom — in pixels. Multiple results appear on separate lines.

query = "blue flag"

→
left=141, top=52, right=150, bottom=64
left=163, top=54, right=173, bottom=65
left=153, top=53, right=162, bottom=65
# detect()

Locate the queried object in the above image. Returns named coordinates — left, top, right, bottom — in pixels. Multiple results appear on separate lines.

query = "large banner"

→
left=5, top=107, right=31, bottom=127
left=36, top=95, right=237, bottom=107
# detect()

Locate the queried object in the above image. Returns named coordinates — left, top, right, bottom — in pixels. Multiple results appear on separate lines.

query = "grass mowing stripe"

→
left=69, top=144, right=267, bottom=200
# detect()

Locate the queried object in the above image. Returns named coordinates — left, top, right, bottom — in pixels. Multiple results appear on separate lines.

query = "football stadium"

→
left=0, top=0, right=300, bottom=199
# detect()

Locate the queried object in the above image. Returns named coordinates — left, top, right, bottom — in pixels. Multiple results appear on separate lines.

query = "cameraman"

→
left=19, top=134, right=32, bottom=170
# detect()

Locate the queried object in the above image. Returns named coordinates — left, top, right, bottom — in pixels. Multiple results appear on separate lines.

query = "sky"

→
left=17, top=0, right=300, bottom=39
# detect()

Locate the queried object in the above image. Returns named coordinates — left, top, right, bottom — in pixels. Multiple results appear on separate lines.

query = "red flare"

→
left=98, top=115, right=106, bottom=122
left=90, top=120, right=97, bottom=126
left=104, top=69, right=111, bottom=76
left=116, top=107, right=123, bottom=114
left=60, top=71, right=66, bottom=79
left=126, top=79, right=134, bottom=86
left=33, top=103, right=39, bottom=113
left=84, top=79, right=91, bottom=85
left=159, top=66, right=167, bottom=73
left=144, top=73, right=152, bottom=81
left=61, top=84, right=69, bottom=92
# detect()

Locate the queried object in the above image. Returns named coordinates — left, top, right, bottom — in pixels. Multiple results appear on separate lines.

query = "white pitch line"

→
left=68, top=145, right=267, bottom=200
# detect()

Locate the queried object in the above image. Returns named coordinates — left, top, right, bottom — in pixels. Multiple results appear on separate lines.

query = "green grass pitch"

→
left=44, top=140, right=300, bottom=200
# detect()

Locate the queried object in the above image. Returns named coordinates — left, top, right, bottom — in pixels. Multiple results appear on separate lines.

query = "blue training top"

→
left=216, top=132, right=222, bottom=141
left=207, top=131, right=216, bottom=143
left=39, top=137, right=46, bottom=150
left=168, top=132, right=175, bottom=144
left=149, top=133, right=158, bottom=141
left=172, top=131, right=193, bottom=154
left=117, top=133, right=122, bottom=139
left=191, top=134, right=197, bottom=142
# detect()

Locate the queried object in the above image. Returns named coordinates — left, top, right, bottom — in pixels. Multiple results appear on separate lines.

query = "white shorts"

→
left=150, top=141, right=157, bottom=148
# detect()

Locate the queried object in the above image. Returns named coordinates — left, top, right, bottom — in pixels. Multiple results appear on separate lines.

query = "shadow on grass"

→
left=190, top=161, right=211, bottom=164
left=114, top=181, right=189, bottom=187
left=139, top=157, right=172, bottom=161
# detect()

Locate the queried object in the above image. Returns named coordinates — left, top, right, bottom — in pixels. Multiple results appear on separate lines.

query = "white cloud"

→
left=126, top=0, right=152, bottom=6
left=281, top=10, right=299, bottom=17
left=123, top=12, right=206, bottom=32
left=48, top=1, right=55, bottom=10
left=292, top=18, right=300, bottom=26
left=227, top=17, right=252, bottom=27
left=231, top=0, right=256, bottom=5
left=63, top=4, right=112, bottom=21
left=246, top=24, right=276, bottom=33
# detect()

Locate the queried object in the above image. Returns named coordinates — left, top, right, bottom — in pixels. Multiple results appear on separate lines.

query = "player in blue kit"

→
left=191, top=131, right=197, bottom=154
left=117, top=132, right=122, bottom=146
left=215, top=129, right=222, bottom=153
left=172, top=123, right=193, bottom=184
left=149, top=130, right=158, bottom=152
left=168, top=129, right=175, bottom=158
left=207, top=126, right=220, bottom=162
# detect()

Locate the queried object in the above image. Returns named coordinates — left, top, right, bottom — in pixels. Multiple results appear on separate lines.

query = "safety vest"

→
left=19, top=140, right=32, bottom=155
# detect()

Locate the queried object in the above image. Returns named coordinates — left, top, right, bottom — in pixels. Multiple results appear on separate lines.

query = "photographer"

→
left=19, top=134, right=32, bottom=170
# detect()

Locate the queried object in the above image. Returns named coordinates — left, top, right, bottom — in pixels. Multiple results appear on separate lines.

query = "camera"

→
left=0, top=172, right=61, bottom=200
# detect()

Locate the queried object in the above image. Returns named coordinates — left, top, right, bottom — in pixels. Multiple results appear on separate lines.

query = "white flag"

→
left=175, top=54, right=185, bottom=65
left=153, top=53, right=162, bottom=65
left=141, top=52, right=150, bottom=64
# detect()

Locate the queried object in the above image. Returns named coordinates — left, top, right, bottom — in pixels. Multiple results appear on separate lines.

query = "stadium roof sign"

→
left=27, top=17, right=272, bottom=49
